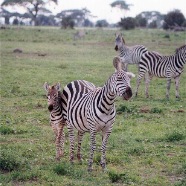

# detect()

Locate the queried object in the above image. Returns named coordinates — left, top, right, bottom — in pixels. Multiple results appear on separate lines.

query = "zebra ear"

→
left=113, top=57, right=122, bottom=71
left=126, top=72, right=135, bottom=79
left=44, top=82, right=49, bottom=92
left=55, top=82, right=61, bottom=91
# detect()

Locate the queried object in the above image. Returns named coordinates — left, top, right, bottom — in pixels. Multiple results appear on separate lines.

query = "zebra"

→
left=43, top=82, right=66, bottom=160
left=114, top=33, right=148, bottom=71
left=136, top=45, right=186, bottom=98
left=114, top=33, right=151, bottom=97
left=61, top=57, right=135, bottom=171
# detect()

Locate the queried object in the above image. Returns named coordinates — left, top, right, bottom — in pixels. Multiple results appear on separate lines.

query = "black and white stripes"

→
left=61, top=57, right=134, bottom=171
left=136, top=45, right=186, bottom=98
left=44, top=82, right=66, bottom=160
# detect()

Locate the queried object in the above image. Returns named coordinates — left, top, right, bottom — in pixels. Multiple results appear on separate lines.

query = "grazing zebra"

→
left=61, top=57, right=135, bottom=171
left=136, top=45, right=186, bottom=98
left=43, top=82, right=66, bottom=160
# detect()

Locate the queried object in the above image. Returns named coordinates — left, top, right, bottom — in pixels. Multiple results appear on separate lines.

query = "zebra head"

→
left=112, top=57, right=135, bottom=100
left=114, top=33, right=125, bottom=51
left=175, top=45, right=186, bottom=60
left=43, top=82, right=61, bottom=112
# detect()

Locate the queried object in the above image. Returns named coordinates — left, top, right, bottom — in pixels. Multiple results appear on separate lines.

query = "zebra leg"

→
left=166, top=78, right=171, bottom=99
left=88, top=129, right=97, bottom=172
left=67, top=122, right=75, bottom=163
left=174, top=75, right=180, bottom=98
left=100, top=128, right=112, bottom=171
left=145, top=73, right=153, bottom=98
left=135, top=76, right=143, bottom=97
left=51, top=123, right=59, bottom=159
left=55, top=123, right=65, bottom=160
left=77, top=131, right=85, bottom=163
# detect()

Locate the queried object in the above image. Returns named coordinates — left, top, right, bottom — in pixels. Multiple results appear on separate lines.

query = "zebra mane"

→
left=175, top=45, right=186, bottom=54
left=57, top=91, right=63, bottom=104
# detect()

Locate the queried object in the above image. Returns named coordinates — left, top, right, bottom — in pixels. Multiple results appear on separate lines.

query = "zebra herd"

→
left=44, top=34, right=185, bottom=172
left=115, top=33, right=186, bottom=98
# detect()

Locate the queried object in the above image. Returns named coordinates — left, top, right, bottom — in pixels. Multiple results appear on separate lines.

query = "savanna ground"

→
left=0, top=26, right=186, bottom=186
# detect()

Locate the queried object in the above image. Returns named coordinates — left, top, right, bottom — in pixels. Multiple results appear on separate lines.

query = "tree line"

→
left=1, top=0, right=186, bottom=30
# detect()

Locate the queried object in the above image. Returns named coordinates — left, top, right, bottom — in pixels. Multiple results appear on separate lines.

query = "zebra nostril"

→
left=48, top=105, right=53, bottom=111
left=123, top=87, right=132, bottom=100
left=115, top=46, right=118, bottom=51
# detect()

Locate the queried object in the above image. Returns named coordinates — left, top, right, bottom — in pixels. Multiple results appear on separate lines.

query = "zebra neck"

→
left=119, top=45, right=129, bottom=57
left=96, top=86, right=116, bottom=114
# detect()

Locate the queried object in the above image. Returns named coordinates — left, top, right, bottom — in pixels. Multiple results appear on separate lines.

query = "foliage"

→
left=0, top=125, right=15, bottom=134
left=110, top=0, right=132, bottom=10
left=163, top=9, right=186, bottom=30
left=1, top=0, right=57, bottom=26
left=95, top=19, right=109, bottom=27
left=165, top=131, right=185, bottom=142
left=118, top=17, right=136, bottom=30
left=135, top=14, right=147, bottom=27
left=0, top=148, right=24, bottom=171
left=61, top=16, right=75, bottom=29
left=56, top=8, right=92, bottom=27
left=136, top=11, right=164, bottom=28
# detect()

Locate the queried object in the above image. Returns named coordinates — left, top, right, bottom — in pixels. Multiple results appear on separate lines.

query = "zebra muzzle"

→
left=48, top=104, right=53, bottom=111
left=123, top=87, right=132, bottom=100
left=115, top=45, right=118, bottom=51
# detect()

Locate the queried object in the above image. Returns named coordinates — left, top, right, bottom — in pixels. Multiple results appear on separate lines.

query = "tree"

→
left=61, top=16, right=75, bottom=29
left=1, top=0, right=57, bottom=26
left=56, top=8, right=93, bottom=27
left=136, top=11, right=163, bottom=28
left=163, top=9, right=186, bottom=30
left=118, top=17, right=136, bottom=30
left=95, top=20, right=109, bottom=27
left=135, top=14, right=147, bottom=27
left=110, top=0, right=132, bottom=18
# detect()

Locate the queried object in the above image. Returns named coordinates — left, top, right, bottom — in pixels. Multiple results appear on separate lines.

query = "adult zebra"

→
left=44, top=82, right=66, bottom=160
left=136, top=45, right=186, bottom=98
left=114, top=33, right=151, bottom=97
left=61, top=57, right=135, bottom=171
left=114, top=33, right=148, bottom=71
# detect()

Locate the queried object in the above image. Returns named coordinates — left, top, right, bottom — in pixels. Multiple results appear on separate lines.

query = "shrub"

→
left=165, top=131, right=184, bottom=142
left=0, top=149, right=23, bottom=171
left=163, top=10, right=186, bottom=30
left=108, top=170, right=133, bottom=183
left=0, top=125, right=14, bottom=134
left=118, top=17, right=136, bottom=30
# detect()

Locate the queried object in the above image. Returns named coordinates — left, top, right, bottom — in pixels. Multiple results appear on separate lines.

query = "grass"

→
left=0, top=26, right=186, bottom=186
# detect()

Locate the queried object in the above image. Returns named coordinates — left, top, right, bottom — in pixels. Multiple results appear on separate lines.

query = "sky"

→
left=49, top=0, right=186, bottom=23
left=1, top=0, right=186, bottom=24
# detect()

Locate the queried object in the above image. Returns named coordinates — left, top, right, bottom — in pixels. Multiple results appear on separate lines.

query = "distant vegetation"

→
left=1, top=0, right=186, bottom=30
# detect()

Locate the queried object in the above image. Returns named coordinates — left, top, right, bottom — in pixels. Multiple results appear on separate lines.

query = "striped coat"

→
left=61, top=57, right=134, bottom=171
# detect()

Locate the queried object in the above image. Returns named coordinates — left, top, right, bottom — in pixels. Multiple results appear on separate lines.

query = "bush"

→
left=0, top=149, right=23, bottom=171
left=61, top=16, right=75, bottom=29
left=0, top=125, right=14, bottom=134
left=163, top=10, right=186, bottom=30
left=118, top=17, right=136, bottom=30
left=165, top=131, right=184, bottom=142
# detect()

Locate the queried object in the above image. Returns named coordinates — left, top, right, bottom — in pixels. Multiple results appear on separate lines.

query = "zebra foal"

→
left=61, top=57, right=135, bottom=171
left=136, top=45, right=186, bottom=98
left=43, top=82, right=66, bottom=160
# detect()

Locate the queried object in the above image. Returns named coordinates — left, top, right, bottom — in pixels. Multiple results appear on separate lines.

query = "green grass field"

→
left=0, top=26, right=186, bottom=186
